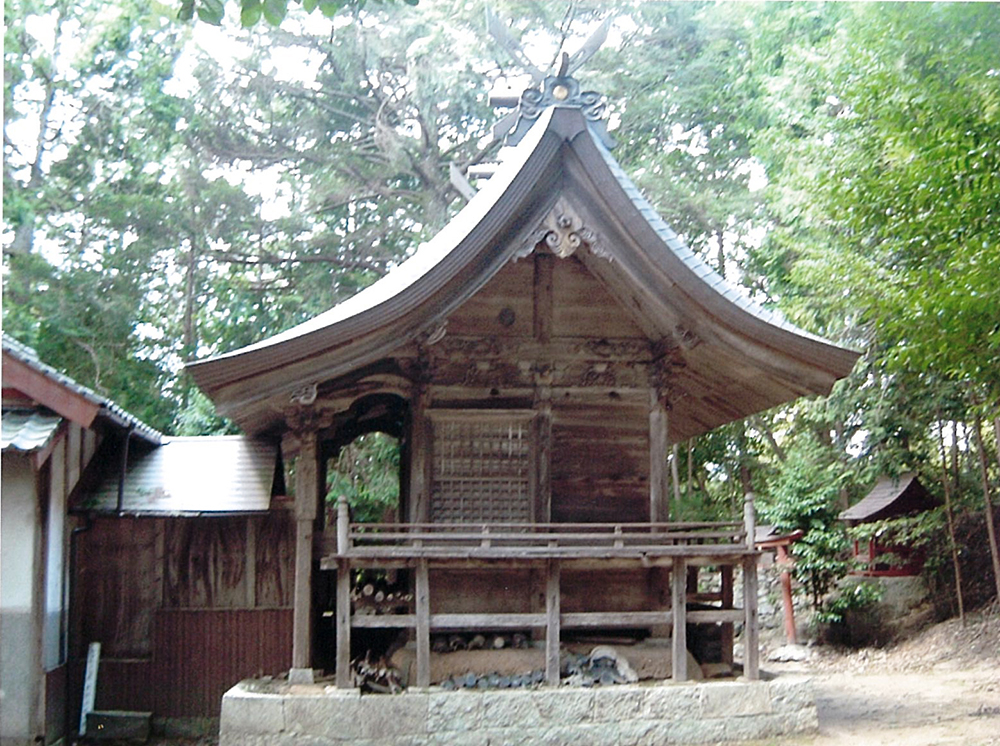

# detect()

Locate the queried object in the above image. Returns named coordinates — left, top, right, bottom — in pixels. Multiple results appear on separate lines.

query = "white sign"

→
left=79, top=642, right=101, bottom=736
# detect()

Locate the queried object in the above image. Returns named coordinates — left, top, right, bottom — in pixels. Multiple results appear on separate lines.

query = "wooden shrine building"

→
left=840, top=473, right=938, bottom=576
left=187, top=73, right=859, bottom=689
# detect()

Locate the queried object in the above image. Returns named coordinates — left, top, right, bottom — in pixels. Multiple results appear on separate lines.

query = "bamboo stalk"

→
left=936, top=415, right=964, bottom=624
left=973, top=412, right=1000, bottom=601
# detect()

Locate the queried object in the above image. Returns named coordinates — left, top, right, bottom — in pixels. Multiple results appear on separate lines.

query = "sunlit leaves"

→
left=751, top=3, right=1000, bottom=401
left=178, top=0, right=408, bottom=28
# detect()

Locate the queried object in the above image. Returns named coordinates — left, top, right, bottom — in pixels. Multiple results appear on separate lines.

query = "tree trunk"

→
left=936, top=414, right=965, bottom=623
left=751, top=415, right=786, bottom=463
left=687, top=439, right=694, bottom=503
left=951, top=420, right=961, bottom=490
left=972, top=412, right=1000, bottom=601
left=670, top=443, right=681, bottom=520
left=833, top=418, right=850, bottom=510
left=994, top=416, right=1000, bottom=479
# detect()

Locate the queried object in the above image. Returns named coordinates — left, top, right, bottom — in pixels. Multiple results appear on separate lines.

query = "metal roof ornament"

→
left=486, top=10, right=616, bottom=149
left=506, top=70, right=616, bottom=150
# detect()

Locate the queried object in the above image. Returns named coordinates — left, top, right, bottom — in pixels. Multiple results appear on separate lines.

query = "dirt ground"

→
left=148, top=604, right=999, bottom=746
left=754, top=602, right=1000, bottom=746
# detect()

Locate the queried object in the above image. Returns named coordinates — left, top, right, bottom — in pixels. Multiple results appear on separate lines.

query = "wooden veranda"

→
left=321, top=496, right=761, bottom=687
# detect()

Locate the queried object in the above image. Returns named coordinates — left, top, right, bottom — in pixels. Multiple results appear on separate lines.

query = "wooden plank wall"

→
left=551, top=400, right=649, bottom=523
left=73, top=512, right=294, bottom=718
left=77, top=518, right=160, bottom=658
left=551, top=257, right=646, bottom=339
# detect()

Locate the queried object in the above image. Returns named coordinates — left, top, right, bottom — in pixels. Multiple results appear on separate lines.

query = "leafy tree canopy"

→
left=177, top=0, right=415, bottom=28
left=4, top=3, right=998, bottom=607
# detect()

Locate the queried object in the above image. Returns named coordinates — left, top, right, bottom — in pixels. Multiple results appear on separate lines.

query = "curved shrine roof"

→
left=187, top=103, right=859, bottom=437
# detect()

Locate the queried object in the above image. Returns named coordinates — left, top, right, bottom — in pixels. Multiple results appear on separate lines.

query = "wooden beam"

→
left=246, top=518, right=257, bottom=608
left=545, top=559, right=560, bottom=685
left=671, top=557, right=687, bottom=681
left=533, top=252, right=554, bottom=343
left=335, top=558, right=351, bottom=688
left=415, top=559, right=430, bottom=688
left=347, top=609, right=742, bottom=631
left=534, top=392, right=552, bottom=523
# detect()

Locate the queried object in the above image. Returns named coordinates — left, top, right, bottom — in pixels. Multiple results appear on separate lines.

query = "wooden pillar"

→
left=649, top=391, right=670, bottom=523
left=291, top=430, right=319, bottom=683
left=534, top=389, right=552, bottom=523
left=743, top=555, right=760, bottom=680
left=245, top=518, right=257, bottom=609
left=415, top=559, right=430, bottom=688
left=671, top=558, right=688, bottom=681
left=334, top=495, right=352, bottom=688
left=720, top=565, right=734, bottom=667
left=545, top=560, right=561, bottom=685
left=335, top=558, right=351, bottom=688
left=409, top=385, right=431, bottom=524
left=686, top=565, right=699, bottom=594
left=743, top=490, right=759, bottom=679
left=533, top=253, right=554, bottom=525
left=336, top=495, right=350, bottom=554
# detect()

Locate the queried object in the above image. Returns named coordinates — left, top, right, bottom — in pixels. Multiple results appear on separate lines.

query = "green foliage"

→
left=327, top=433, right=400, bottom=523
left=4, top=1, right=998, bottom=608
left=752, top=3, right=1000, bottom=400
left=761, top=433, right=851, bottom=610
left=174, top=386, right=239, bottom=435
left=177, top=0, right=416, bottom=28
left=815, top=580, right=883, bottom=627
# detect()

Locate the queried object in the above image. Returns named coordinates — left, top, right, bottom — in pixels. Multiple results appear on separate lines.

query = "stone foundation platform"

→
left=220, top=677, right=818, bottom=745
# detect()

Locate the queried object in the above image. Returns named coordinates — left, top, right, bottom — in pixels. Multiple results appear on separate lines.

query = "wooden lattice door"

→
left=428, top=410, right=534, bottom=523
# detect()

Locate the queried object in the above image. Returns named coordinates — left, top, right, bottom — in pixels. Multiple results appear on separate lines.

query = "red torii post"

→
left=756, top=529, right=804, bottom=645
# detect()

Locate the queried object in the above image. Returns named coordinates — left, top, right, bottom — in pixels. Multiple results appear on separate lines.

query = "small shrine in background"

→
left=840, top=473, right=938, bottom=576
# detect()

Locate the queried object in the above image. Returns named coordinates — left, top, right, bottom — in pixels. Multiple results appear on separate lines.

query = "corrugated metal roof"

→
left=839, top=473, right=937, bottom=523
left=2, top=334, right=162, bottom=444
left=1, top=410, right=63, bottom=452
left=85, top=436, right=279, bottom=514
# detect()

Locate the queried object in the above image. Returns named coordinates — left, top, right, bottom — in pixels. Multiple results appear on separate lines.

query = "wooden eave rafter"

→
left=188, top=107, right=859, bottom=437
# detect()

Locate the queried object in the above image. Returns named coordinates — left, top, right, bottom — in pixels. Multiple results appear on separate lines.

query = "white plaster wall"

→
left=1, top=452, right=41, bottom=742
left=1, top=453, right=36, bottom=608
left=44, top=435, right=67, bottom=670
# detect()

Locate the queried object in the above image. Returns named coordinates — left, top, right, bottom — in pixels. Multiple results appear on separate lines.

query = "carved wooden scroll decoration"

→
left=515, top=198, right=607, bottom=262
left=289, top=382, right=318, bottom=406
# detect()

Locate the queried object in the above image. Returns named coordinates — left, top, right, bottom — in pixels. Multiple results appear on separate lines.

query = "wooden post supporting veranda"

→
left=335, top=496, right=352, bottom=688
left=545, top=560, right=561, bottom=686
left=720, top=565, right=734, bottom=667
left=743, top=491, right=760, bottom=680
left=671, top=557, right=688, bottom=681
left=290, top=430, right=320, bottom=684
left=415, top=559, right=431, bottom=688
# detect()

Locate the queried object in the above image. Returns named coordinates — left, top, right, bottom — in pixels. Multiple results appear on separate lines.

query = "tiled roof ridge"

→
left=2, top=333, right=163, bottom=443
